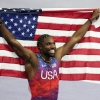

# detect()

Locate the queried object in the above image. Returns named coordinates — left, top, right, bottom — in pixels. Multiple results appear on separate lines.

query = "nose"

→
left=51, top=43, right=56, bottom=49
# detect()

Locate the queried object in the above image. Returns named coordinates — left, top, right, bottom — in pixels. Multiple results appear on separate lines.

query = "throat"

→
left=40, top=54, right=52, bottom=63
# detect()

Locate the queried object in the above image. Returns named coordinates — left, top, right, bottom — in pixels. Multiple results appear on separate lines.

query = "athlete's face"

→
left=40, top=37, right=56, bottom=57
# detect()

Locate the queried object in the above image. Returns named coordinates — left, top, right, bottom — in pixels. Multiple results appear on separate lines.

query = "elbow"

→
left=77, top=36, right=82, bottom=42
left=72, top=37, right=81, bottom=43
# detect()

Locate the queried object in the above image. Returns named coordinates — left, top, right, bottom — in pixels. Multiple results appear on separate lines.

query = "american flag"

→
left=0, top=8, right=100, bottom=80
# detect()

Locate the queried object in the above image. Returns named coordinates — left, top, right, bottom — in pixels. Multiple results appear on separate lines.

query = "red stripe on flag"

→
left=0, top=56, right=24, bottom=64
left=59, top=74, right=100, bottom=80
left=39, top=11, right=92, bottom=18
left=60, top=61, right=100, bottom=68
left=0, top=70, right=27, bottom=78
left=34, top=36, right=100, bottom=43
left=37, top=22, right=100, bottom=32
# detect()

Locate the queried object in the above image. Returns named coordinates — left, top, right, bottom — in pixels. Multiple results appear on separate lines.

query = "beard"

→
left=44, top=51, right=55, bottom=57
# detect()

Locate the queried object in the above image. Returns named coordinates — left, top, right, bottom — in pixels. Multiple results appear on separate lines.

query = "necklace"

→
left=40, top=54, right=52, bottom=63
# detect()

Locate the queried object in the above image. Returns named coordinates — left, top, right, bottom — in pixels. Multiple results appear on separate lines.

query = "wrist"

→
left=88, top=19, right=92, bottom=24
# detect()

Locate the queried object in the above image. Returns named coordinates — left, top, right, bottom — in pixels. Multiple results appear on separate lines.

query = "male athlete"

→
left=0, top=9, right=99, bottom=100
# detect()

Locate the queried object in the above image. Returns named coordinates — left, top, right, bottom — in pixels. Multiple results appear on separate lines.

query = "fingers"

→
left=91, top=8, right=100, bottom=20
left=96, top=8, right=100, bottom=19
left=98, top=8, right=100, bottom=12
left=95, top=8, right=100, bottom=13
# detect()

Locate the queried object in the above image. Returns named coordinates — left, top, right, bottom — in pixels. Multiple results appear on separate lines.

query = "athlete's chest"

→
left=37, top=58, right=59, bottom=80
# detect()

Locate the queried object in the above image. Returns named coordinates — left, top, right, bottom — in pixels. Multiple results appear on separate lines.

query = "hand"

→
left=90, top=8, right=99, bottom=21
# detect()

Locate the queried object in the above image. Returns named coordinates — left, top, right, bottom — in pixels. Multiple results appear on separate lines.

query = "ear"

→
left=38, top=45, right=42, bottom=50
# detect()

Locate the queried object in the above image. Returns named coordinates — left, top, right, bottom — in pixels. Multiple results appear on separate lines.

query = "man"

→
left=0, top=9, right=99, bottom=100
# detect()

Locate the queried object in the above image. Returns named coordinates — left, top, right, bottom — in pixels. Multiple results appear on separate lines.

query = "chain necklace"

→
left=40, top=54, right=52, bottom=63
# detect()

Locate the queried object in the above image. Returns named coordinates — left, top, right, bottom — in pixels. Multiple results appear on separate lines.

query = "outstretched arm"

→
left=55, top=9, right=99, bottom=63
left=0, top=22, right=39, bottom=80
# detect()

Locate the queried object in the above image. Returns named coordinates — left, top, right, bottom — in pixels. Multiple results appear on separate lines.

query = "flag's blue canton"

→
left=0, top=8, right=42, bottom=40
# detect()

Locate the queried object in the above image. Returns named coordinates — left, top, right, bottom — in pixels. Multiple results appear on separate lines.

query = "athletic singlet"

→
left=28, top=53, right=59, bottom=100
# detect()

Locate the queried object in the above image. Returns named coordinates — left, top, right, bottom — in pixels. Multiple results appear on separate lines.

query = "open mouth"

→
left=49, top=50, right=55, bottom=54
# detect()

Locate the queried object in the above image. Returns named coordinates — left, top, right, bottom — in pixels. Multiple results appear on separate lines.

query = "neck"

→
left=40, top=54, right=51, bottom=63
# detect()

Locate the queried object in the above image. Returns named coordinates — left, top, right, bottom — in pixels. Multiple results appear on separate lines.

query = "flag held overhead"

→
left=0, top=8, right=100, bottom=80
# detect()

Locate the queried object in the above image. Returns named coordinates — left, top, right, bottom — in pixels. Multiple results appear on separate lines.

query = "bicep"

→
left=10, top=39, right=31, bottom=60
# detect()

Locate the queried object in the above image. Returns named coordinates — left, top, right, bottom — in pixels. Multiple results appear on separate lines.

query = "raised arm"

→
left=0, top=21, right=36, bottom=62
left=55, top=9, right=99, bottom=63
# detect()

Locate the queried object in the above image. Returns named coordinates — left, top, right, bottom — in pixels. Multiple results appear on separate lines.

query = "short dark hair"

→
left=37, top=34, right=51, bottom=49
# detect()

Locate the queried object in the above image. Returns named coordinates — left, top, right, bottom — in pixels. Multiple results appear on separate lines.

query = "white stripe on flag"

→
left=59, top=67, right=100, bottom=74
left=38, top=16, right=87, bottom=24
left=0, top=63, right=25, bottom=71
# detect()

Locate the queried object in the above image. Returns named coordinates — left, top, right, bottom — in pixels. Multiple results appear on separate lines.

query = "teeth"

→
left=49, top=50, right=55, bottom=53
